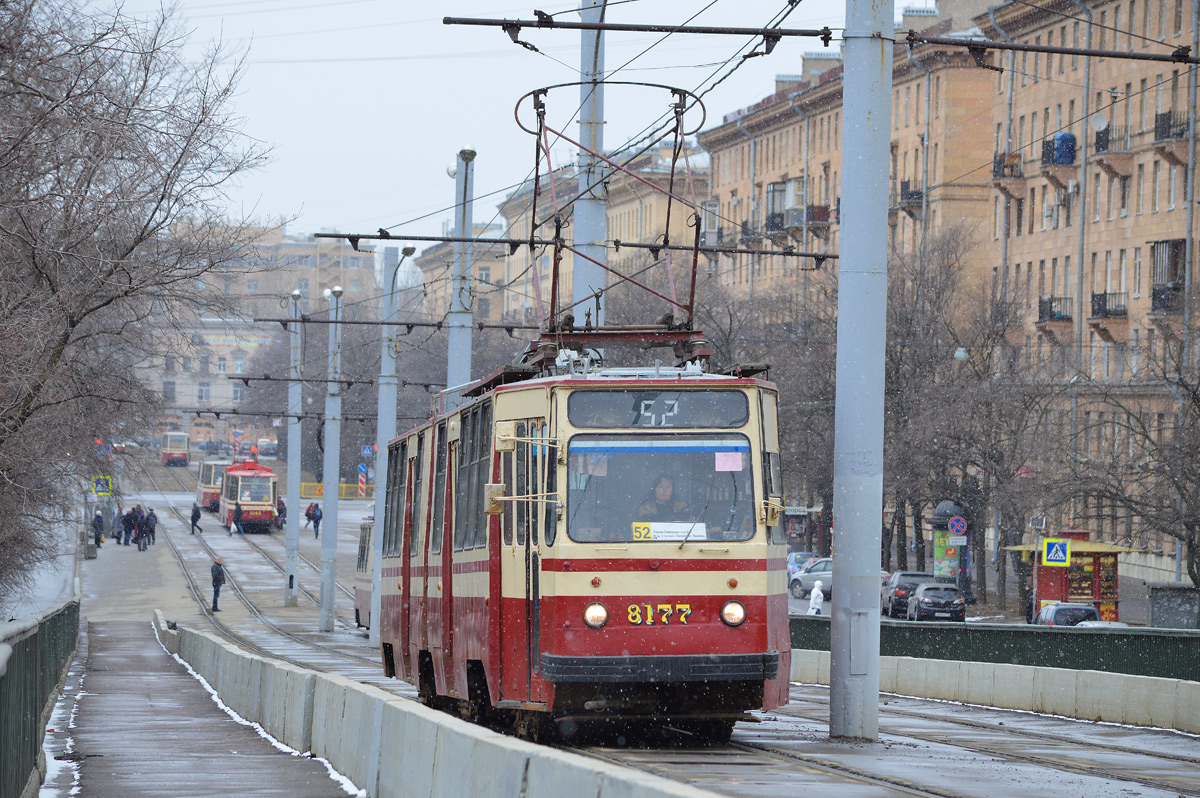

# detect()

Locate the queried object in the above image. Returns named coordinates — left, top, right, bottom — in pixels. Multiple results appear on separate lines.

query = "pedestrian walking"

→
left=311, top=503, right=322, bottom=539
left=807, top=580, right=825, bottom=616
left=190, top=502, right=203, bottom=534
left=231, top=501, right=244, bottom=536
left=304, top=502, right=315, bottom=529
left=135, top=511, right=150, bottom=551
left=121, top=508, right=136, bottom=546
left=276, top=497, right=286, bottom=530
left=146, top=508, right=158, bottom=545
left=92, top=510, right=104, bottom=549
left=211, top=556, right=225, bottom=612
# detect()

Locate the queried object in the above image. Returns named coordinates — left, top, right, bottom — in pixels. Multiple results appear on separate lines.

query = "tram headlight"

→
left=583, top=602, right=608, bottom=629
left=720, top=600, right=746, bottom=627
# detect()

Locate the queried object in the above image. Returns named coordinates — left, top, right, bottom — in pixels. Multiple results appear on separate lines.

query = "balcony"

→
left=1036, top=296, right=1072, bottom=341
left=764, top=212, right=786, bottom=233
left=1151, top=282, right=1183, bottom=314
left=740, top=220, right=762, bottom=248
left=1093, top=126, right=1133, bottom=177
left=1039, top=137, right=1078, bottom=190
left=1154, top=111, right=1189, bottom=166
left=1089, top=292, right=1128, bottom=342
left=698, top=228, right=724, bottom=248
left=992, top=152, right=1025, bottom=200
left=785, top=205, right=831, bottom=239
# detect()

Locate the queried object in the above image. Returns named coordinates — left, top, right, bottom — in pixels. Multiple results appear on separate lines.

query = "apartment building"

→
left=979, top=0, right=1198, bottom=565
left=697, top=1, right=997, bottom=300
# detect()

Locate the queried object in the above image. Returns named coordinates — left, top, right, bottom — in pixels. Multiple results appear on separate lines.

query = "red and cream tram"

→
left=197, top=458, right=232, bottom=512
left=161, top=431, right=190, bottom=466
left=376, top=336, right=790, bottom=741
left=218, top=460, right=278, bottom=533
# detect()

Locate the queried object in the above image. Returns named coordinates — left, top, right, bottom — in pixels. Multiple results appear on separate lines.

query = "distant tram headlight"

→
left=583, top=603, right=609, bottom=629
left=721, top=600, right=746, bottom=627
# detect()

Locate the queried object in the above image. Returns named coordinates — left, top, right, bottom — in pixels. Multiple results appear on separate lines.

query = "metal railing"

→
left=1037, top=296, right=1073, bottom=322
left=1094, top=125, right=1132, bottom=153
left=300, top=482, right=376, bottom=499
left=791, top=615, right=1200, bottom=682
left=1151, top=283, right=1184, bottom=313
left=899, top=180, right=924, bottom=204
left=1090, top=291, right=1128, bottom=318
left=1, top=598, right=80, bottom=798
left=1154, top=110, right=1188, bottom=142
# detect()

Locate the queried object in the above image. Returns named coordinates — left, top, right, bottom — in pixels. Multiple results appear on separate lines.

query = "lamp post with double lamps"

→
left=319, top=285, right=344, bottom=632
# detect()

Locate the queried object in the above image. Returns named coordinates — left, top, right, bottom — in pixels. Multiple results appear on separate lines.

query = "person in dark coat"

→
left=311, top=503, right=322, bottom=539
left=190, top=502, right=203, bottom=534
left=122, top=508, right=136, bottom=545
left=231, top=501, right=244, bottom=536
left=135, top=510, right=150, bottom=551
left=146, top=508, right=158, bottom=545
left=92, top=510, right=104, bottom=548
left=211, top=556, right=225, bottom=612
left=276, top=498, right=286, bottom=530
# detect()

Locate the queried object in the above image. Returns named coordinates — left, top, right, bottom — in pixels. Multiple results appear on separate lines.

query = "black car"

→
left=906, top=583, right=966, bottom=622
left=881, top=571, right=934, bottom=618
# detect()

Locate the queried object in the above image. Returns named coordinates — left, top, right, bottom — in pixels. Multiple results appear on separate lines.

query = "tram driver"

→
left=637, top=475, right=688, bottom=520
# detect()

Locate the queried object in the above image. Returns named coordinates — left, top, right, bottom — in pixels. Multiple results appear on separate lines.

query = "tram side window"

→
left=383, top=441, right=407, bottom=556
left=540, top=422, right=557, bottom=546
left=502, top=428, right=514, bottom=546
left=453, top=407, right=474, bottom=552
left=409, top=434, right=425, bottom=558
left=472, top=401, right=492, bottom=549
left=530, top=421, right=543, bottom=546
left=515, top=422, right=527, bottom=546
left=430, top=422, right=447, bottom=554
left=224, top=476, right=237, bottom=502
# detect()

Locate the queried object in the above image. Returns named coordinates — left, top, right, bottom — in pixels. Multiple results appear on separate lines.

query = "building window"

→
left=297, top=278, right=310, bottom=297
left=162, top=381, right=175, bottom=403
left=1120, top=176, right=1130, bottom=216
left=1152, top=160, right=1160, bottom=211
left=199, top=355, right=209, bottom=374
left=234, top=357, right=246, bottom=374
left=182, top=356, right=192, bottom=372
left=247, top=279, right=259, bottom=292
left=217, top=356, right=227, bottom=373
left=1168, top=163, right=1177, bottom=209
left=1133, top=247, right=1142, bottom=296
left=233, top=384, right=246, bottom=402
left=164, top=356, right=175, bottom=374
left=478, top=266, right=491, bottom=285
left=198, top=382, right=211, bottom=402
left=1136, top=163, right=1145, bottom=213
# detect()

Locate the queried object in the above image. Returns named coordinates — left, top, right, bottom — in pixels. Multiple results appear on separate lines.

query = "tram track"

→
left=122, top=454, right=381, bottom=673
left=775, top=686, right=1200, bottom=797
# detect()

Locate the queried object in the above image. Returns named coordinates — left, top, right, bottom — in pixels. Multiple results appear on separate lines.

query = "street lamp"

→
left=318, top=284, right=344, bottom=632
left=371, top=245, right=416, bottom=646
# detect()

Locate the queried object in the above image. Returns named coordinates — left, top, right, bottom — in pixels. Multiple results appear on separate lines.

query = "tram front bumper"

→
left=539, top=651, right=779, bottom=683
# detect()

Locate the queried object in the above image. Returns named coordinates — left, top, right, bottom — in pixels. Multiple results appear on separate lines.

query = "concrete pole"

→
left=319, top=285, right=344, bottom=632
left=829, top=0, right=893, bottom=740
left=284, top=290, right=302, bottom=607
left=372, top=246, right=414, bottom=646
left=573, top=0, right=607, bottom=323
left=448, top=148, right=475, bottom=389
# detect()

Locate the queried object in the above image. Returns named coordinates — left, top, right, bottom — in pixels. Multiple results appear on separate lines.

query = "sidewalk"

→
left=40, top=510, right=361, bottom=797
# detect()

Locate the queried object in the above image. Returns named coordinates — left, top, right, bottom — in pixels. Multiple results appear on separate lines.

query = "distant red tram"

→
left=218, top=460, right=278, bottom=533
left=376, top=360, right=790, bottom=741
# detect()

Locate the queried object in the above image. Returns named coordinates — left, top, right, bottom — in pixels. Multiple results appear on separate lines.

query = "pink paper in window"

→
left=714, top=451, right=743, bottom=472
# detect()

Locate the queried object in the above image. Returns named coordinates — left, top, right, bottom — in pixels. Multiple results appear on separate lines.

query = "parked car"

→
left=906, top=583, right=966, bottom=622
left=1032, top=603, right=1101, bottom=626
left=789, top=557, right=832, bottom=599
left=110, top=441, right=126, bottom=454
left=787, top=551, right=819, bottom=582
left=881, top=571, right=935, bottom=618
left=1075, top=620, right=1128, bottom=628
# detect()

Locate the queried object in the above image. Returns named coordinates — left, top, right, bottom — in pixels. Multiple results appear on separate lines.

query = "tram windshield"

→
left=164, top=433, right=188, bottom=449
left=567, top=434, right=755, bottom=543
left=235, top=476, right=273, bottom=503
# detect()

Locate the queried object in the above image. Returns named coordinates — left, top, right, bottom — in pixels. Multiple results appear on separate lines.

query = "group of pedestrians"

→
left=304, top=502, right=322, bottom=538
left=96, top=505, right=157, bottom=550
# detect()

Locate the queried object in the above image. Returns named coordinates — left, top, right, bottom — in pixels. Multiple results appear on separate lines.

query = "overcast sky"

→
left=113, top=0, right=929, bottom=240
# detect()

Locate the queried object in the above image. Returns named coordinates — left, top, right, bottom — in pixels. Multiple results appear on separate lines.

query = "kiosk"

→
left=1006, top=530, right=1138, bottom=621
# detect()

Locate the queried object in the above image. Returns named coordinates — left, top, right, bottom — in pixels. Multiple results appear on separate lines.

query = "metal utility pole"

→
left=319, top=284, right=344, bottom=632
left=372, top=246, right=415, bottom=646
left=284, top=290, right=302, bottom=607
left=829, top=0, right=892, bottom=740
left=574, top=0, right=608, bottom=323
left=448, top=148, right=475, bottom=389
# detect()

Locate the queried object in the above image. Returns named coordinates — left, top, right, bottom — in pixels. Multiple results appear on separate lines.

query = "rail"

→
left=1, top=596, right=80, bottom=798
left=790, top=615, right=1200, bottom=682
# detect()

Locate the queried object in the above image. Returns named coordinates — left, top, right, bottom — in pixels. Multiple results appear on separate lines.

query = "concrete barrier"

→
left=166, top=616, right=719, bottom=798
left=790, top=648, right=1200, bottom=734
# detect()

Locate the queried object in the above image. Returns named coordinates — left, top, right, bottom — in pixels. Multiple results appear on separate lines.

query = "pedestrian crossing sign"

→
left=1042, top=538, right=1071, bottom=567
left=91, top=476, right=112, bottom=496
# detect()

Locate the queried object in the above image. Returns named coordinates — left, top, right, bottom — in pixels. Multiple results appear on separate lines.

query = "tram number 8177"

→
left=627, top=603, right=691, bottom=625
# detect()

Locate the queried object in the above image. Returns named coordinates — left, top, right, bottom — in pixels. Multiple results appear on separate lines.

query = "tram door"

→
left=427, top=423, right=449, bottom=669
left=501, top=419, right=550, bottom=701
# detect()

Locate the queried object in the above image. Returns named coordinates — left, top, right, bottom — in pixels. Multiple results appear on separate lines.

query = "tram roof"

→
left=225, top=460, right=275, bottom=475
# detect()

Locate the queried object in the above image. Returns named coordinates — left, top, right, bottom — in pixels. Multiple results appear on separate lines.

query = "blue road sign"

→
left=948, top=516, right=967, bottom=536
left=357, top=463, right=368, bottom=475
left=361, top=445, right=373, bottom=457
left=1042, top=538, right=1071, bottom=567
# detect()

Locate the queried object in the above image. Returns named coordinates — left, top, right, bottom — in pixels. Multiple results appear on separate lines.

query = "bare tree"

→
left=0, top=1, right=266, bottom=596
